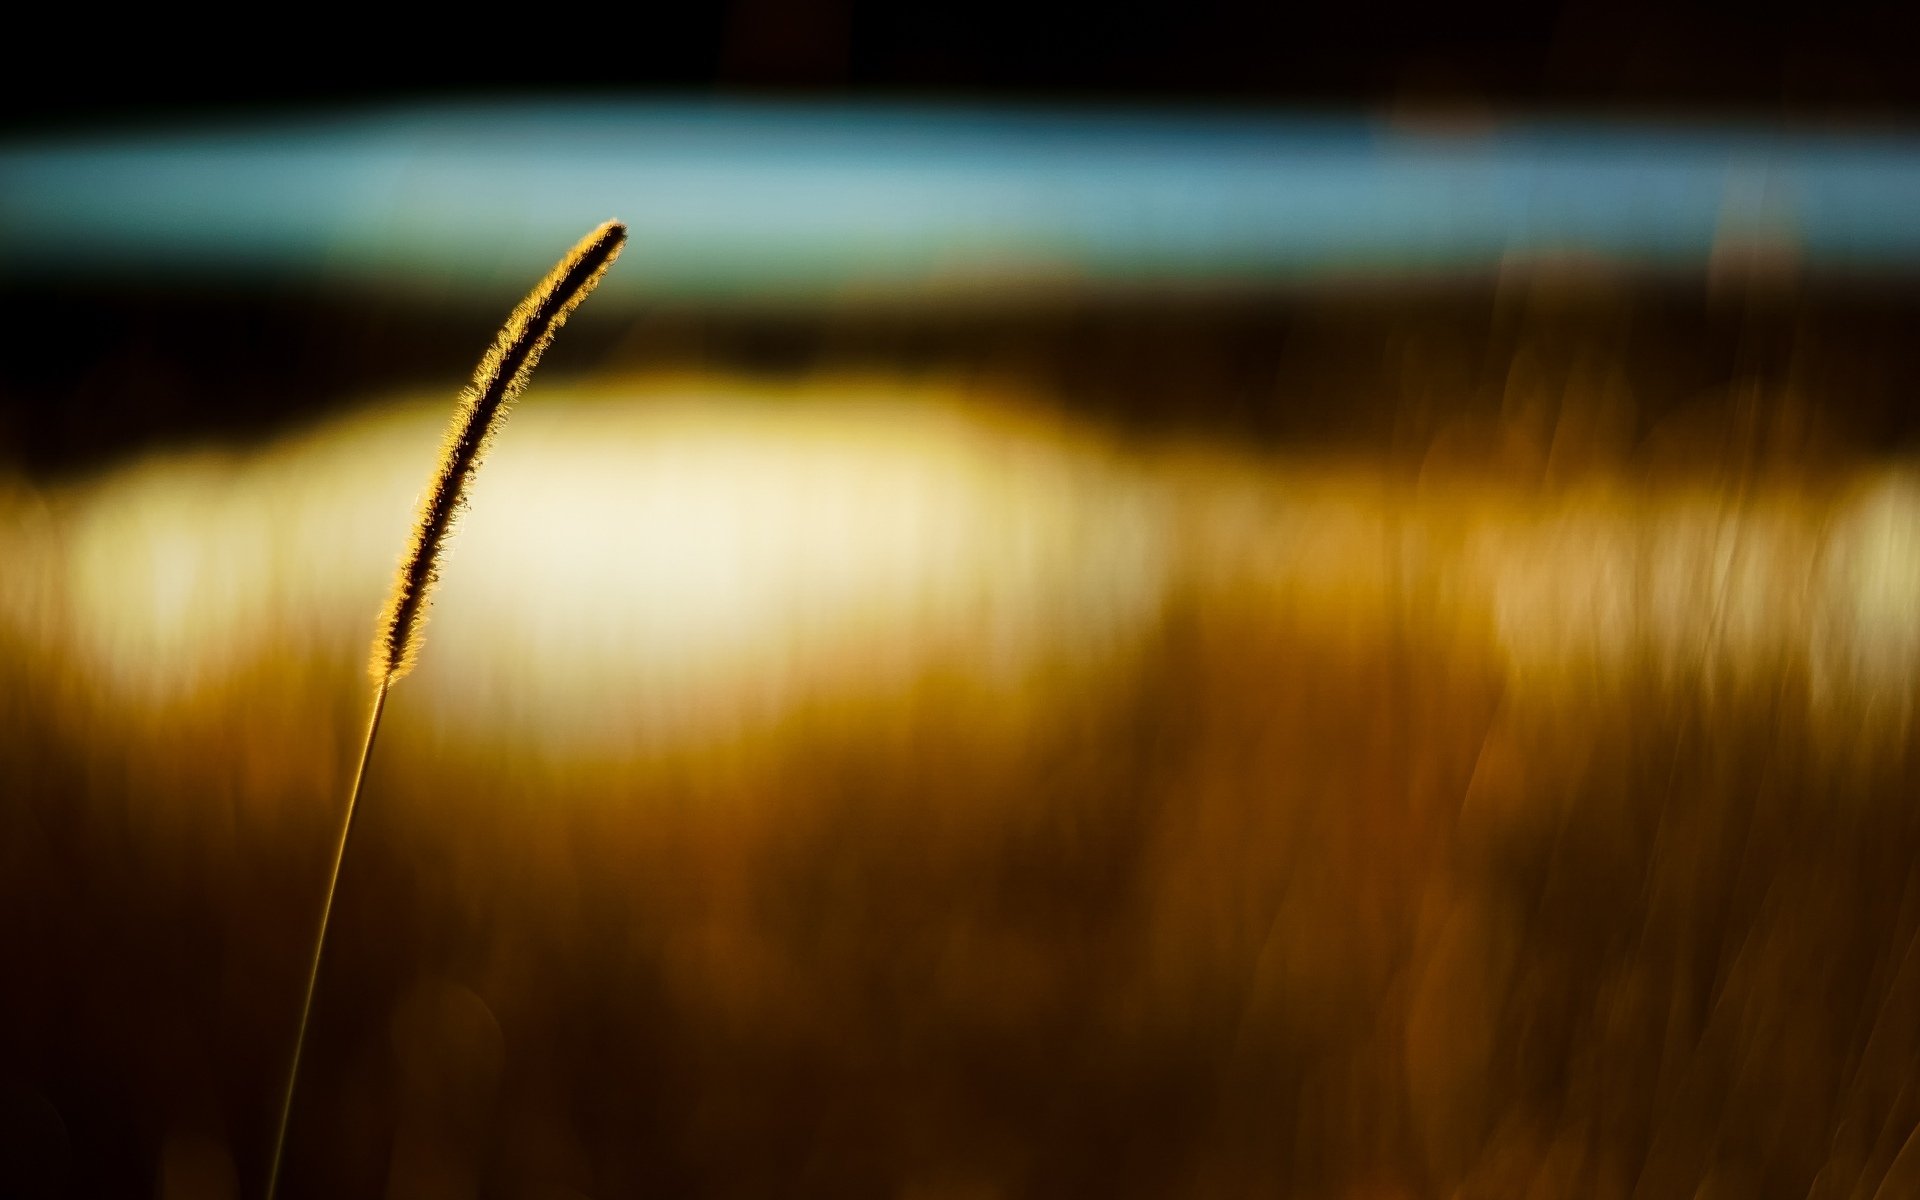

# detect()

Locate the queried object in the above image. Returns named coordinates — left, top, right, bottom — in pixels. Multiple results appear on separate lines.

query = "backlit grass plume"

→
left=373, top=218, right=628, bottom=679
left=267, top=219, right=627, bottom=1200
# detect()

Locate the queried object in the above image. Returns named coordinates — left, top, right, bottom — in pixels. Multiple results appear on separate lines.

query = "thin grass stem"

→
left=266, top=675, right=389, bottom=1200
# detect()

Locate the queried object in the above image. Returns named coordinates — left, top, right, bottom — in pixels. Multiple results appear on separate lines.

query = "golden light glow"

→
left=20, top=377, right=1172, bottom=758
left=6, top=372, right=1917, bottom=772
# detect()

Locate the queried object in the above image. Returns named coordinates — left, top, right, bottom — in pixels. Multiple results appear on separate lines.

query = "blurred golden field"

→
left=8, top=103, right=1920, bottom=1196
left=4, top=289, right=1920, bottom=1197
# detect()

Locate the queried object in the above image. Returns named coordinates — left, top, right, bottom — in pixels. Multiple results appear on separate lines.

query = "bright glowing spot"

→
left=413, top=389, right=1171, bottom=750
left=8, top=375, right=1919, bottom=767
left=34, top=378, right=1173, bottom=754
left=1817, top=474, right=1920, bottom=725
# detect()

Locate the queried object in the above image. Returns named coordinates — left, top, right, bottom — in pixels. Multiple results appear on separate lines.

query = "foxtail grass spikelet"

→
left=267, top=220, right=626, bottom=1200
left=374, top=218, right=628, bottom=680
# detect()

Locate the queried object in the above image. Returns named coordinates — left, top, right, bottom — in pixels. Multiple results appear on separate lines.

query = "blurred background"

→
left=5, top=5, right=1920, bottom=1198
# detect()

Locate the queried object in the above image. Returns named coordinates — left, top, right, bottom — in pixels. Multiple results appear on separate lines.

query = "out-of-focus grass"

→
left=2, top=369, right=1918, bottom=1197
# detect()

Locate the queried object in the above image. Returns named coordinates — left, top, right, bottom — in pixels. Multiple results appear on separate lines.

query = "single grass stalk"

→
left=266, top=220, right=627, bottom=1199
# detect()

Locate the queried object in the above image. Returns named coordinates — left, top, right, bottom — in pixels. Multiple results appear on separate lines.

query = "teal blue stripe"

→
left=2, top=103, right=1916, bottom=301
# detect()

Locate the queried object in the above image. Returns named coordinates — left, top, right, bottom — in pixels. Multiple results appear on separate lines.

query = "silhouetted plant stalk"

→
left=266, top=220, right=628, bottom=1200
